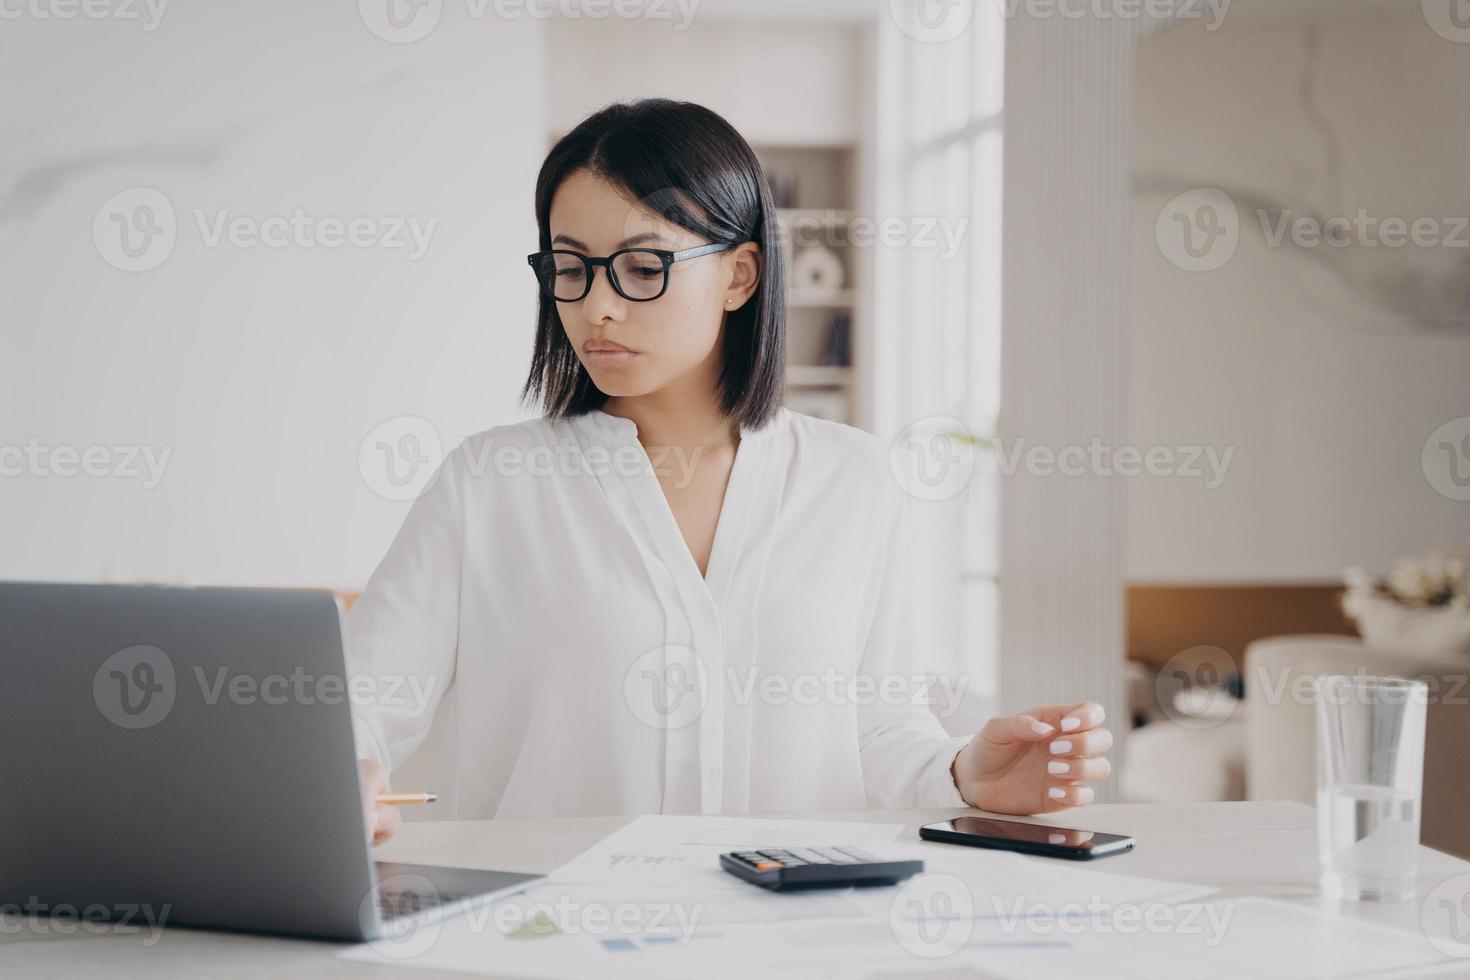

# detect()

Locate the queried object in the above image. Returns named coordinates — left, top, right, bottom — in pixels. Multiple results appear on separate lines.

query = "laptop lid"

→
left=0, top=582, right=384, bottom=941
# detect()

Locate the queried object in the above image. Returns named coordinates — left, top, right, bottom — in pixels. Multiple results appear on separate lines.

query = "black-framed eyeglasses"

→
left=526, top=242, right=735, bottom=303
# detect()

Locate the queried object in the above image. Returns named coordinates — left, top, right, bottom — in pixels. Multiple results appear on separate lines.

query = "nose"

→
left=578, top=263, right=626, bottom=324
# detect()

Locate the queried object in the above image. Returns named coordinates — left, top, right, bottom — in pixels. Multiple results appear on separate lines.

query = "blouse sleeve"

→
left=855, top=483, right=972, bottom=809
left=343, top=444, right=465, bottom=773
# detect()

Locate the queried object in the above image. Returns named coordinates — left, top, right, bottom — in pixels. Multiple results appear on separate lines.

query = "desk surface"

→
left=6, top=802, right=1470, bottom=978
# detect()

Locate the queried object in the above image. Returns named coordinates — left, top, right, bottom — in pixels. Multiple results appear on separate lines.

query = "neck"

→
left=601, top=359, right=739, bottom=453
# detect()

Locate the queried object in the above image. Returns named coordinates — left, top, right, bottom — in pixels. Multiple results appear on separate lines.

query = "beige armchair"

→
left=1245, top=635, right=1470, bottom=861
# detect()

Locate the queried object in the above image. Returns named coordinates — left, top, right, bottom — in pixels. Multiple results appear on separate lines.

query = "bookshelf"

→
left=754, top=144, right=861, bottom=426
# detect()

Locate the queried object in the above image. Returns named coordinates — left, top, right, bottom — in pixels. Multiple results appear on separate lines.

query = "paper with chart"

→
left=337, top=814, right=1458, bottom=979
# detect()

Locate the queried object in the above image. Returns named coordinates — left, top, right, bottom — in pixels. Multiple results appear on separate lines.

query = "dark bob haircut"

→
left=520, top=98, right=785, bottom=431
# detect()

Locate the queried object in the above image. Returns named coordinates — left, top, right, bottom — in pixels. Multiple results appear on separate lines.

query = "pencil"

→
left=375, top=793, right=438, bottom=805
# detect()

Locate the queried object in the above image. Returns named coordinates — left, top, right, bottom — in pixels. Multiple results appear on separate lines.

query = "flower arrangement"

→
left=1341, top=553, right=1470, bottom=655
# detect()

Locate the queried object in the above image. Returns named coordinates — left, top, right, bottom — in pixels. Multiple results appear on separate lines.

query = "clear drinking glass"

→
left=1315, top=675, right=1428, bottom=901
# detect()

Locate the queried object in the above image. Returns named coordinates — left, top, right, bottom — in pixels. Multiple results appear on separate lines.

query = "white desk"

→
left=6, top=802, right=1470, bottom=978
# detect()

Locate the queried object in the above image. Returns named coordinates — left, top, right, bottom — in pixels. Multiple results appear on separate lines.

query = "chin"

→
left=585, top=367, right=658, bottom=398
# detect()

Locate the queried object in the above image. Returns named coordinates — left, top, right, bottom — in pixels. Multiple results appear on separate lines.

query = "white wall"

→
left=1130, top=12, right=1470, bottom=583
left=546, top=16, right=863, bottom=146
left=0, top=4, right=547, bottom=590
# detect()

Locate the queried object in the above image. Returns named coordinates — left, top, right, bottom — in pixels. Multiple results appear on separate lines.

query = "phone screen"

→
left=921, top=816, right=1133, bottom=857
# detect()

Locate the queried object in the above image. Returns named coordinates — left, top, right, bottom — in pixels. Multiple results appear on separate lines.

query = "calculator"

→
left=718, top=846, right=924, bottom=892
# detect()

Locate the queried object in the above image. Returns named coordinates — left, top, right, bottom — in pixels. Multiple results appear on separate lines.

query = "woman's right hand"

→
left=359, top=758, right=402, bottom=846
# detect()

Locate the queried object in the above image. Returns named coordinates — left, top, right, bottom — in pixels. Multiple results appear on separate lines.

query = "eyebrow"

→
left=550, top=231, right=668, bottom=250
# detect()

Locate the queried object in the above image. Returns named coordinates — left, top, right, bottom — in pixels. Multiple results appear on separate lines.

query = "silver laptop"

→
left=0, top=582, right=539, bottom=942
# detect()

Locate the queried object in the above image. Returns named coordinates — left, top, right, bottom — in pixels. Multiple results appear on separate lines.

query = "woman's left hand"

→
left=951, top=701, right=1113, bottom=814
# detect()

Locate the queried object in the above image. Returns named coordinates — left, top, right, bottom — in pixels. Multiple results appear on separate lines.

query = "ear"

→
left=722, top=242, right=762, bottom=310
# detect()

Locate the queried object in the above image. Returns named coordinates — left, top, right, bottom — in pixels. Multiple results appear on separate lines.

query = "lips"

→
left=584, top=339, right=634, bottom=354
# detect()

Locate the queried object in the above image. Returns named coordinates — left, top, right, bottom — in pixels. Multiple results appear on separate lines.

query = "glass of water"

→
left=1315, top=675, right=1428, bottom=901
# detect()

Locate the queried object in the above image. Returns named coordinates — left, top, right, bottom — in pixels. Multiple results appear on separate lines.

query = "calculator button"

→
left=754, top=861, right=784, bottom=871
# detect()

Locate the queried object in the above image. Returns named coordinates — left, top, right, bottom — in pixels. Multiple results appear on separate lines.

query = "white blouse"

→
left=345, top=406, right=970, bottom=819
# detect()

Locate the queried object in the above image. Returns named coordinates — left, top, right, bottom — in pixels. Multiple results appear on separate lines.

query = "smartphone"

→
left=919, top=816, right=1134, bottom=860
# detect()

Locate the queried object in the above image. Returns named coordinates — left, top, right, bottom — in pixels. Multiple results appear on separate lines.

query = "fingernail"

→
left=1030, top=719, right=1054, bottom=736
left=1049, top=739, right=1072, bottom=755
left=1047, top=760, right=1069, bottom=775
left=1048, top=787, right=1066, bottom=800
left=1060, top=716, right=1081, bottom=732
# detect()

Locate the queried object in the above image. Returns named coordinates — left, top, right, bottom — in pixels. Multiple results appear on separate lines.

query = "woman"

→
left=349, top=99, right=1111, bottom=845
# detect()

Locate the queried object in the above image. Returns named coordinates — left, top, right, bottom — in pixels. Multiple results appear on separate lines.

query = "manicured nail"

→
left=1030, top=719, right=1054, bottom=736
left=1049, top=740, right=1072, bottom=755
left=1047, top=760, right=1070, bottom=775
left=1048, top=787, right=1066, bottom=800
left=1060, top=716, right=1081, bottom=732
